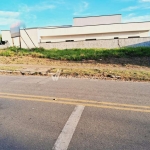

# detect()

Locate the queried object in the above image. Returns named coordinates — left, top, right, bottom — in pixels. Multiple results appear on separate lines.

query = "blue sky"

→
left=0, top=0, right=150, bottom=30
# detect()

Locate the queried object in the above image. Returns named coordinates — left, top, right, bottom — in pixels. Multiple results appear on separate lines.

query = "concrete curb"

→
left=0, top=70, right=55, bottom=76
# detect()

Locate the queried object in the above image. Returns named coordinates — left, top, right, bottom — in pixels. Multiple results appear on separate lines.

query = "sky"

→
left=0, top=0, right=150, bottom=30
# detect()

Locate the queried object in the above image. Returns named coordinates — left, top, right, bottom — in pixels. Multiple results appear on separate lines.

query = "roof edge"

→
left=39, top=21, right=150, bottom=29
left=73, top=14, right=122, bottom=19
left=1, top=20, right=150, bottom=31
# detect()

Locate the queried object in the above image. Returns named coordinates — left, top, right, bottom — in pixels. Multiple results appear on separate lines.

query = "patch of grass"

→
left=31, top=52, right=44, bottom=58
left=0, top=66, right=21, bottom=71
left=0, top=50, right=15, bottom=57
left=0, top=46, right=150, bottom=61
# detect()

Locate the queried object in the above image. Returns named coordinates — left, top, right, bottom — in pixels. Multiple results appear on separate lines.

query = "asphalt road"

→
left=0, top=75, right=150, bottom=150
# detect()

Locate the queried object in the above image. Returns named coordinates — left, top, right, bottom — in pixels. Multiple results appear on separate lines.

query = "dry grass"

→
left=50, top=68, right=150, bottom=82
left=0, top=66, right=21, bottom=71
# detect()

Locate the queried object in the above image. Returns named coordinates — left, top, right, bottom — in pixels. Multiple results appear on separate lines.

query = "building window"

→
left=46, top=41, right=51, bottom=43
left=85, top=39, right=96, bottom=41
left=114, top=37, right=119, bottom=39
left=66, top=40, right=74, bottom=42
left=128, top=36, right=140, bottom=38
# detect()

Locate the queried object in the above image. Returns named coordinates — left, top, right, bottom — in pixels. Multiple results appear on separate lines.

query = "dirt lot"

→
left=0, top=56, right=150, bottom=82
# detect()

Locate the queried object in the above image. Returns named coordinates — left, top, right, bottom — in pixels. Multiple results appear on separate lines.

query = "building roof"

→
left=1, top=21, right=150, bottom=31
left=73, top=14, right=121, bottom=18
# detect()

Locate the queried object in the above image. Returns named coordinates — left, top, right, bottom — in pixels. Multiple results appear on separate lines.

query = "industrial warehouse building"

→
left=1, top=14, right=150, bottom=49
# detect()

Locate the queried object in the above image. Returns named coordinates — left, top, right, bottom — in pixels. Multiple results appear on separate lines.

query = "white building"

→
left=1, top=14, right=150, bottom=49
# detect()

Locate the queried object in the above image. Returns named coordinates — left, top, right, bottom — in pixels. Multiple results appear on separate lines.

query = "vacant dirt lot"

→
left=0, top=56, right=150, bottom=82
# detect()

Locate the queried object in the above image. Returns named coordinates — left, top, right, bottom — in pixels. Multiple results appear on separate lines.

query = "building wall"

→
left=39, top=37, right=150, bottom=49
left=1, top=28, right=39, bottom=49
left=73, top=14, right=121, bottom=26
left=0, top=45, right=8, bottom=49
left=1, top=30, right=13, bottom=46
left=39, top=22, right=150, bottom=38
left=1, top=21, right=150, bottom=48
left=40, top=31, right=149, bottom=43
left=20, top=29, right=39, bottom=48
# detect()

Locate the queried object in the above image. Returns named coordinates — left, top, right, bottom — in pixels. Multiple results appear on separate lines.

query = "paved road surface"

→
left=0, top=75, right=150, bottom=150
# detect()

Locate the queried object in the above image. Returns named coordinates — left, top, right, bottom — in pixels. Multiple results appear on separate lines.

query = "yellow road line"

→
left=0, top=95, right=150, bottom=113
left=58, top=98, right=150, bottom=109
left=0, top=92, right=149, bottom=109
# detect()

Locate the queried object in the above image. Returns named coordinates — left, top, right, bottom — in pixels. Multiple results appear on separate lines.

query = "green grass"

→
left=0, top=46, right=150, bottom=61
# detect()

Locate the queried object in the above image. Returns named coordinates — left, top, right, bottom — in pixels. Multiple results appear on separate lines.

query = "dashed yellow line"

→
left=0, top=92, right=150, bottom=113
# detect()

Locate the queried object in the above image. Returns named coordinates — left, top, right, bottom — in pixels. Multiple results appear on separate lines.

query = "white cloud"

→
left=0, top=11, right=20, bottom=26
left=17, top=2, right=57, bottom=28
left=0, top=11, right=20, bottom=18
left=140, top=0, right=150, bottom=2
left=0, top=18, right=20, bottom=26
left=121, top=0, right=150, bottom=11
left=0, top=0, right=66, bottom=29
left=73, top=1, right=89, bottom=15
left=121, top=6, right=139, bottom=11
left=121, top=4, right=150, bottom=11
left=19, top=3, right=56, bottom=12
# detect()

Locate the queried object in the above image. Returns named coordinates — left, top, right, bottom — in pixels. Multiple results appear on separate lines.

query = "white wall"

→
left=1, top=28, right=39, bottom=49
left=20, top=28, right=39, bottom=48
left=73, top=14, right=121, bottom=26
left=0, top=45, right=8, bottom=49
left=39, top=22, right=150, bottom=43
left=1, top=21, right=150, bottom=48
left=1, top=30, right=13, bottom=45
left=39, top=22, right=150, bottom=37
left=40, top=31, right=149, bottom=43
